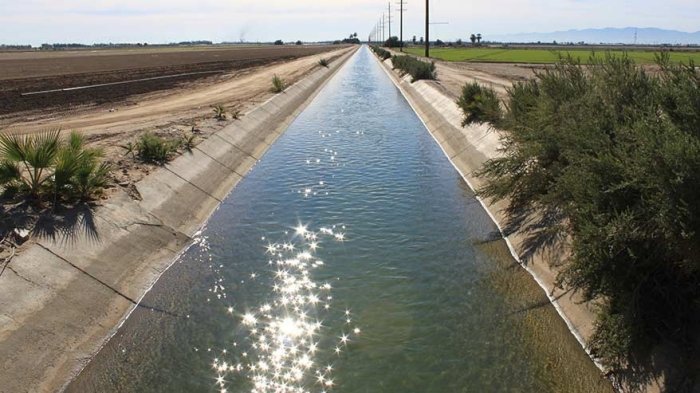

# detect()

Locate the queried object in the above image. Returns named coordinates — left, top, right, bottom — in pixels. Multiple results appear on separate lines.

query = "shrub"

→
left=391, top=55, right=437, bottom=82
left=457, top=82, right=502, bottom=126
left=271, top=75, right=286, bottom=93
left=0, top=129, right=60, bottom=199
left=370, top=46, right=392, bottom=61
left=473, top=52, right=700, bottom=386
left=0, top=130, right=110, bottom=202
left=135, top=133, right=179, bottom=164
left=274, top=40, right=284, bottom=46
left=318, top=58, right=330, bottom=68
left=212, top=104, right=226, bottom=120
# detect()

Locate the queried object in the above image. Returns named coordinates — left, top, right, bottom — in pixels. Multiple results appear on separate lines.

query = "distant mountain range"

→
left=487, top=28, right=700, bottom=45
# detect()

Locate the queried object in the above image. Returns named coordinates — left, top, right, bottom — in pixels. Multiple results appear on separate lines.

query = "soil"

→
left=0, top=45, right=345, bottom=115
left=0, top=46, right=351, bottom=204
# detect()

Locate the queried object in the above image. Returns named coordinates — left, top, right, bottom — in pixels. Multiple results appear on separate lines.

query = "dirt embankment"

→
left=0, top=45, right=346, bottom=115
left=0, top=46, right=352, bottom=200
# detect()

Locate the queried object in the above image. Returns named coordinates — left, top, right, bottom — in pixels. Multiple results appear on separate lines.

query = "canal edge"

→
left=0, top=46, right=360, bottom=393
left=370, top=48, right=614, bottom=384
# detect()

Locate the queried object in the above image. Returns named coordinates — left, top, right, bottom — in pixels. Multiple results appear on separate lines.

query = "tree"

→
left=470, top=34, right=477, bottom=45
left=412, top=35, right=417, bottom=44
left=459, top=53, right=700, bottom=387
left=385, top=36, right=402, bottom=48
left=435, top=39, right=445, bottom=46
left=456, top=38, right=463, bottom=46
left=419, top=37, right=424, bottom=44
left=476, top=33, right=482, bottom=44
left=295, top=40, right=303, bottom=45
left=274, top=39, right=284, bottom=45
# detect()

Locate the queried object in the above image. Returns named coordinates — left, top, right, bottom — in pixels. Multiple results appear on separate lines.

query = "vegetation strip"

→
left=457, top=53, right=699, bottom=390
left=404, top=47, right=700, bottom=64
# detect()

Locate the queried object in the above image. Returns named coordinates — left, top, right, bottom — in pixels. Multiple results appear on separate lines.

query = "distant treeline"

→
left=32, top=41, right=214, bottom=50
left=0, top=44, right=32, bottom=50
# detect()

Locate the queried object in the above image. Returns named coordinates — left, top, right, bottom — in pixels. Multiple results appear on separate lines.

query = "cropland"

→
left=0, top=45, right=341, bottom=115
left=403, top=46, right=700, bottom=64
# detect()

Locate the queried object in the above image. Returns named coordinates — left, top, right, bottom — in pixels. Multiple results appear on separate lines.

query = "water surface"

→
left=68, top=46, right=611, bottom=393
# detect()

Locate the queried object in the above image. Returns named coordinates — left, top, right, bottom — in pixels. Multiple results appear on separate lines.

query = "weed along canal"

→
left=67, top=47, right=611, bottom=392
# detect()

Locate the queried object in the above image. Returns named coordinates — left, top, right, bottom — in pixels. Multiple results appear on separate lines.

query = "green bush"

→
left=370, top=46, right=392, bottom=61
left=473, top=52, right=700, bottom=386
left=457, top=82, right=502, bottom=126
left=212, top=104, right=226, bottom=120
left=271, top=74, right=286, bottom=93
left=0, top=130, right=110, bottom=202
left=135, top=133, right=179, bottom=164
left=391, top=55, right=436, bottom=82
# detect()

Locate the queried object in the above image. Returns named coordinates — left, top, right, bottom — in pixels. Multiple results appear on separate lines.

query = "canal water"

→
left=67, top=47, right=611, bottom=393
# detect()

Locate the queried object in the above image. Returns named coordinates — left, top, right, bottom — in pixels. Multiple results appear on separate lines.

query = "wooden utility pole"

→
left=388, top=2, right=392, bottom=39
left=397, top=0, right=406, bottom=51
left=425, top=0, right=429, bottom=57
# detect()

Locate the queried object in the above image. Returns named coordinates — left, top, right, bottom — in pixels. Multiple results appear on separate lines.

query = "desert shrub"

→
left=370, top=46, right=392, bottom=61
left=391, top=55, right=436, bottom=82
left=318, top=58, right=330, bottom=68
left=135, top=133, right=179, bottom=164
left=230, top=107, right=242, bottom=120
left=456, top=82, right=502, bottom=126
left=271, top=75, right=286, bottom=93
left=472, top=52, right=700, bottom=387
left=212, top=104, right=226, bottom=120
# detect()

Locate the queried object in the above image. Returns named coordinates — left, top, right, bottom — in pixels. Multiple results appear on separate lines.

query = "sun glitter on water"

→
left=211, top=225, right=359, bottom=393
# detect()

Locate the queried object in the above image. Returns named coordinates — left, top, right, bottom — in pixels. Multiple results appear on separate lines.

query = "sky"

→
left=0, top=0, right=698, bottom=45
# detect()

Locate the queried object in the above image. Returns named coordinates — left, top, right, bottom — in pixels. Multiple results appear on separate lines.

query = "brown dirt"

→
left=0, top=46, right=354, bottom=206
left=0, top=45, right=346, bottom=114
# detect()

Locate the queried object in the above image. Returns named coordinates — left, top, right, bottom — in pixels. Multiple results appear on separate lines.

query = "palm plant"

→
left=0, top=129, right=61, bottom=199
left=271, top=75, right=287, bottom=93
left=54, top=131, right=109, bottom=201
left=213, top=104, right=227, bottom=120
left=318, top=58, right=330, bottom=68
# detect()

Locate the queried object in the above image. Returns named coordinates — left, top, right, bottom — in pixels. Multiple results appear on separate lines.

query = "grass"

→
left=404, top=47, right=700, bottom=64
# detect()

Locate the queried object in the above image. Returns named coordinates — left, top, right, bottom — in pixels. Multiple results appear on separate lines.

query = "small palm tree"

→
left=470, top=34, right=477, bottom=45
left=212, top=104, right=226, bottom=120
left=271, top=75, right=287, bottom=93
left=54, top=131, right=110, bottom=201
left=0, top=129, right=61, bottom=200
left=476, top=33, right=482, bottom=44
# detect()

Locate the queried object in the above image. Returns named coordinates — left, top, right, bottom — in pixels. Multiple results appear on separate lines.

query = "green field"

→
left=403, top=47, right=700, bottom=64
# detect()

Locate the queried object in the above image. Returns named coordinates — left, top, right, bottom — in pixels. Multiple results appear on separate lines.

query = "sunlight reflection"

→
left=212, top=225, right=360, bottom=393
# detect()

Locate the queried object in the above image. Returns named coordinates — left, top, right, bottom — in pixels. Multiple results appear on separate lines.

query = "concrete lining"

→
left=0, top=46, right=358, bottom=393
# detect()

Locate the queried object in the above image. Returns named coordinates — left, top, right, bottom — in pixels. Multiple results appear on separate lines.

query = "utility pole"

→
left=397, top=0, right=406, bottom=51
left=425, top=0, right=429, bottom=57
left=388, top=2, right=392, bottom=40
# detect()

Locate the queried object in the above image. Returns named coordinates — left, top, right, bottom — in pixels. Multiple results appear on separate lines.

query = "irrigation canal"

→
left=67, top=46, right=612, bottom=393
